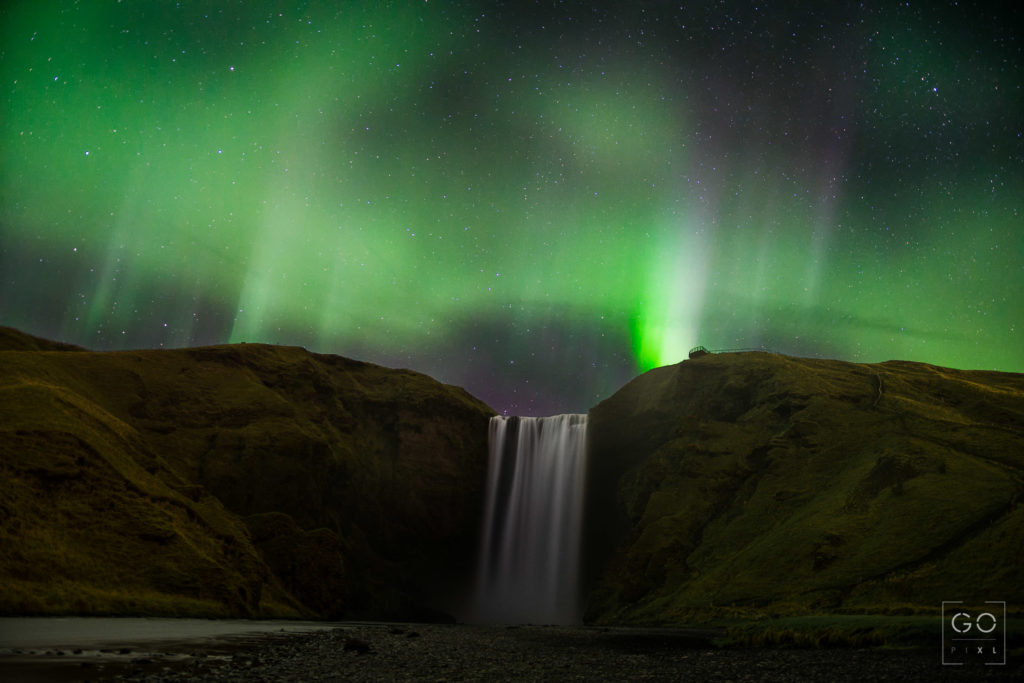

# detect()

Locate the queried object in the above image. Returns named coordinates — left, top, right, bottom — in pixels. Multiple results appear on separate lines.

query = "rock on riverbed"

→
left=46, top=623, right=1019, bottom=682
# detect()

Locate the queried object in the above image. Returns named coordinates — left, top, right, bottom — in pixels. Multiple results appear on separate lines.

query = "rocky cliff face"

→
left=0, top=327, right=493, bottom=619
left=584, top=352, right=1024, bottom=624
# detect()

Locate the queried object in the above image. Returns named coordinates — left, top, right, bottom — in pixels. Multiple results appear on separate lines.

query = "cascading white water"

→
left=474, top=414, right=588, bottom=624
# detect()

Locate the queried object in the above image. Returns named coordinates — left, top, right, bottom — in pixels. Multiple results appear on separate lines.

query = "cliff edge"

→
left=585, top=351, right=1024, bottom=624
left=0, top=327, right=493, bottom=619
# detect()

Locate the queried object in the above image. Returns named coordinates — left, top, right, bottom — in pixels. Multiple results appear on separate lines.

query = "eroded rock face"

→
left=0, top=326, right=493, bottom=619
left=584, top=352, right=1024, bottom=624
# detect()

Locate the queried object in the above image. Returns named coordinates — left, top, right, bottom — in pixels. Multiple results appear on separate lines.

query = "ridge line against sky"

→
left=1, top=1, right=1020, bottom=415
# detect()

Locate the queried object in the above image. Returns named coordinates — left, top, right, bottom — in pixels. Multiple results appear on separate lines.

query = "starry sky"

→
left=2, top=1, right=1021, bottom=415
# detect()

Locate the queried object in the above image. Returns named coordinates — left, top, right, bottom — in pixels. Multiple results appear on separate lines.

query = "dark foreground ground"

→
left=2, top=622, right=1021, bottom=682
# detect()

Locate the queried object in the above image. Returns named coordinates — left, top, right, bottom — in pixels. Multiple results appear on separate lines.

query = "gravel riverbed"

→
left=3, top=622, right=1021, bottom=682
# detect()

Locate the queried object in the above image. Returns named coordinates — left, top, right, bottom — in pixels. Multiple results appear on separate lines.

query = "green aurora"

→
left=1, top=2, right=1021, bottom=414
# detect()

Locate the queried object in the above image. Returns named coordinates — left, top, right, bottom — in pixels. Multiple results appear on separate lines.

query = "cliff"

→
left=584, top=351, right=1024, bottom=624
left=0, top=327, right=493, bottom=619
left=6, top=324, right=1022, bottom=628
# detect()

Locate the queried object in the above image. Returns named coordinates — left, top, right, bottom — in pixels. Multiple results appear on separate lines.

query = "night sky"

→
left=2, top=2, right=1021, bottom=416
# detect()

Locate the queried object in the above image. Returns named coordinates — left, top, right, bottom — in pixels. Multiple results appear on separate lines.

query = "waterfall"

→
left=474, top=414, right=588, bottom=624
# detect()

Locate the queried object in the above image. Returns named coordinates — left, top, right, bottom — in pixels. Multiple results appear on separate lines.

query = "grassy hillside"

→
left=7, top=324, right=1020, bottom=631
left=0, top=327, right=493, bottom=619
left=584, top=352, right=1024, bottom=626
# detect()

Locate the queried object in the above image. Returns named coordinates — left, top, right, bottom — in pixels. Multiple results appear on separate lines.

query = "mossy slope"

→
left=0, top=326, right=493, bottom=619
left=585, top=352, right=1024, bottom=624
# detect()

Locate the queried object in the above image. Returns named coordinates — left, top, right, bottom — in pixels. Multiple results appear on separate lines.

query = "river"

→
left=0, top=617, right=346, bottom=682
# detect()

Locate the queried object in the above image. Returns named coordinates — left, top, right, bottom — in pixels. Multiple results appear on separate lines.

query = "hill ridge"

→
left=584, top=350, right=1024, bottom=623
left=2, top=327, right=1022, bottom=625
left=0, top=328, right=494, bottom=619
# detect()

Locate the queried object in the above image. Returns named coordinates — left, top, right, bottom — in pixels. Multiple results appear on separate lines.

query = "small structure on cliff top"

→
left=689, top=345, right=777, bottom=359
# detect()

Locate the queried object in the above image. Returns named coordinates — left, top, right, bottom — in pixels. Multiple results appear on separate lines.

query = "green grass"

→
left=586, top=351, right=1024, bottom=628
left=0, top=326, right=494, bottom=620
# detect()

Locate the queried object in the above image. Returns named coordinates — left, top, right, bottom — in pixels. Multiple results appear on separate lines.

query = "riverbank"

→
left=2, top=621, right=1020, bottom=682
